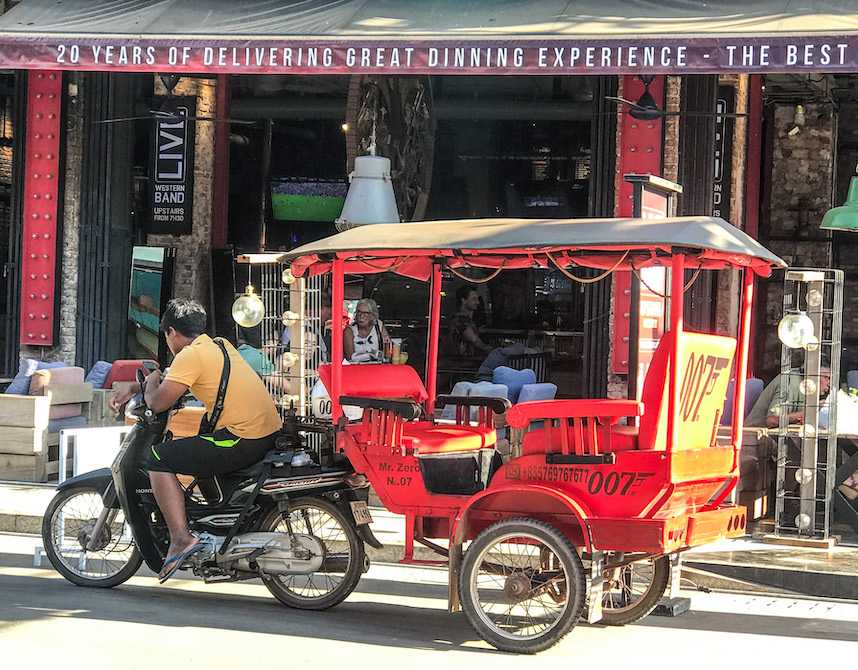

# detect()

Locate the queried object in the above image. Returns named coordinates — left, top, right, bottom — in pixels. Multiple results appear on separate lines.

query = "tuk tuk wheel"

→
left=460, top=517, right=586, bottom=654
left=593, top=554, right=671, bottom=626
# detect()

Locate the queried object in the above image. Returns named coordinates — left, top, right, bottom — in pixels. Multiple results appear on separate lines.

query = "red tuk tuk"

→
left=282, top=215, right=784, bottom=653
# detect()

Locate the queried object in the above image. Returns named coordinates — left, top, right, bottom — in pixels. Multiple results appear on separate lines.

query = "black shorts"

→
left=146, top=427, right=278, bottom=478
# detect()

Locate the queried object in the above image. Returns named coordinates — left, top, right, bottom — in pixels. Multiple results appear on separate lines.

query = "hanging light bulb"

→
left=777, top=312, right=815, bottom=349
left=281, top=268, right=296, bottom=285
left=282, top=310, right=300, bottom=327
left=231, top=284, right=265, bottom=328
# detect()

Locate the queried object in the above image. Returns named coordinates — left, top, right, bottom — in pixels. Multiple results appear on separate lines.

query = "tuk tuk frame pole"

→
left=668, top=253, right=686, bottom=464
left=426, top=263, right=442, bottom=410
left=731, top=269, right=755, bottom=453
left=331, top=258, right=345, bottom=422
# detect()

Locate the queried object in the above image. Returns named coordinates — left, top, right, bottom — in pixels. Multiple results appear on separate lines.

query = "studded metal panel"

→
left=612, top=75, right=664, bottom=375
left=20, top=71, right=61, bottom=345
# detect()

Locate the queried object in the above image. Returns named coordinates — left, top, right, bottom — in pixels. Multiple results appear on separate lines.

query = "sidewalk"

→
left=5, top=479, right=858, bottom=601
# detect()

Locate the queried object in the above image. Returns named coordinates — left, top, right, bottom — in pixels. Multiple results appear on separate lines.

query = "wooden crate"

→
left=0, top=382, right=94, bottom=482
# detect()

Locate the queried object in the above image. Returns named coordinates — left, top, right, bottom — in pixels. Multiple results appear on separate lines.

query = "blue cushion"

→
left=720, top=378, right=765, bottom=426
left=47, top=415, right=88, bottom=433
left=84, top=361, right=113, bottom=390
left=468, top=382, right=509, bottom=399
left=492, top=366, right=536, bottom=404
left=4, top=359, right=67, bottom=395
left=517, top=383, right=558, bottom=404
left=440, top=381, right=477, bottom=420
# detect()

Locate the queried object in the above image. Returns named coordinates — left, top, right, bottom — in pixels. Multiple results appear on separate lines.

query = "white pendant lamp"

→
left=335, top=155, right=401, bottom=232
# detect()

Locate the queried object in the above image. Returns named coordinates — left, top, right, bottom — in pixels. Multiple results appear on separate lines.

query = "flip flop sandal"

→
left=158, top=543, right=203, bottom=584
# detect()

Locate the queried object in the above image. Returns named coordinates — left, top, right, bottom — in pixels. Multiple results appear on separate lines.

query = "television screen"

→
left=128, top=246, right=174, bottom=364
left=505, top=179, right=589, bottom=218
left=270, top=177, right=347, bottom=222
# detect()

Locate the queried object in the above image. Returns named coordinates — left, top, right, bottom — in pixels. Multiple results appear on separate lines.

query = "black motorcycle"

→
left=41, top=369, right=379, bottom=610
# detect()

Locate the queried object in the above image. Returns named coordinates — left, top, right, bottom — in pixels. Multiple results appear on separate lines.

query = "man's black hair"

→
left=456, top=284, right=477, bottom=305
left=159, top=298, right=207, bottom=338
left=238, top=325, right=263, bottom=349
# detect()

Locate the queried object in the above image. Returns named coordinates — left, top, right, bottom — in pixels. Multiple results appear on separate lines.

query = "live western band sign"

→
left=4, top=37, right=858, bottom=74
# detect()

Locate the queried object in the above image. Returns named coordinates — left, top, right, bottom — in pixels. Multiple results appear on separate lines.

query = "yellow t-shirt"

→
left=165, top=334, right=282, bottom=439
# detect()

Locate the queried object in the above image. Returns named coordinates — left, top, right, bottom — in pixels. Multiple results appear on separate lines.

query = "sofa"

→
left=0, top=358, right=158, bottom=482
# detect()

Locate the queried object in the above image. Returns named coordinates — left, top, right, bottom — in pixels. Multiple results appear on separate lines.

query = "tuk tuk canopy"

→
left=280, top=216, right=786, bottom=281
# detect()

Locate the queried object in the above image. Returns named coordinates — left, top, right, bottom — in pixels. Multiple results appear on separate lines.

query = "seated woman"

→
left=343, top=298, right=391, bottom=363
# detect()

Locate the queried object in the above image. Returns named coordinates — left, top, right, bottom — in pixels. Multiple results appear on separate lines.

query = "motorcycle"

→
left=41, top=368, right=379, bottom=610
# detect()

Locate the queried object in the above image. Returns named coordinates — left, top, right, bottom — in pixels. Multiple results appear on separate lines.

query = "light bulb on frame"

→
left=806, top=289, right=823, bottom=307
left=281, top=268, right=296, bottom=285
left=282, top=310, right=300, bottom=327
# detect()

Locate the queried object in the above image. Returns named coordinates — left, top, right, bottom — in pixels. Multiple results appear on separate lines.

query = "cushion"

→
left=29, top=366, right=86, bottom=419
left=517, top=383, right=558, bottom=404
left=4, top=359, right=67, bottom=395
left=84, top=361, right=113, bottom=389
left=720, top=378, right=765, bottom=426
left=48, top=415, right=89, bottom=433
left=405, top=424, right=497, bottom=454
left=492, top=366, right=536, bottom=404
left=317, top=363, right=429, bottom=403
left=440, top=381, right=477, bottom=421
left=103, top=359, right=158, bottom=390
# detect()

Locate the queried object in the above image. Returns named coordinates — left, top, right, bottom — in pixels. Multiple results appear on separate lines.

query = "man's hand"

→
left=108, top=381, right=142, bottom=416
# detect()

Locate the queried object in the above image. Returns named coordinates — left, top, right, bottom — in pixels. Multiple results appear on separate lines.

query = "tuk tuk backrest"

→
left=317, top=364, right=429, bottom=404
left=638, top=331, right=737, bottom=451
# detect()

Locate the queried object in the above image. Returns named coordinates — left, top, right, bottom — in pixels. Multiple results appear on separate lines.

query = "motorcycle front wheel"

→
left=260, top=496, right=365, bottom=610
left=42, top=487, right=142, bottom=587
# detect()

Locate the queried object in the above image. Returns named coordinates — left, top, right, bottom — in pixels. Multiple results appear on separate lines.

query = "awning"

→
left=278, top=216, right=787, bottom=281
left=1, top=0, right=858, bottom=75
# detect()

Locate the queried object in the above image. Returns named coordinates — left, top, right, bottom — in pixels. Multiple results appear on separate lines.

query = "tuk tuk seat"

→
left=511, top=331, right=736, bottom=457
left=320, top=364, right=496, bottom=453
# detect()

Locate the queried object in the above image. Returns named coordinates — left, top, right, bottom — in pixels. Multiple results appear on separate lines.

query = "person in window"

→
left=450, top=285, right=492, bottom=357
left=236, top=326, right=290, bottom=393
left=745, top=364, right=831, bottom=428
left=344, top=298, right=391, bottom=363
left=280, top=289, right=333, bottom=364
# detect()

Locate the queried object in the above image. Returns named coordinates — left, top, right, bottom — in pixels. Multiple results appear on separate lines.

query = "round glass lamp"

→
left=232, top=285, right=265, bottom=328
left=777, top=312, right=815, bottom=349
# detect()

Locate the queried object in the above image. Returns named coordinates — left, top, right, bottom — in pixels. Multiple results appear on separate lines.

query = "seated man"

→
left=745, top=364, right=831, bottom=428
left=109, top=299, right=282, bottom=582
left=236, top=325, right=289, bottom=393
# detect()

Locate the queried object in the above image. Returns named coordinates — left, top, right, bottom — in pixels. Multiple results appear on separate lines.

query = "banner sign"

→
left=713, top=85, right=735, bottom=221
left=148, top=97, right=195, bottom=235
left=1, top=37, right=855, bottom=75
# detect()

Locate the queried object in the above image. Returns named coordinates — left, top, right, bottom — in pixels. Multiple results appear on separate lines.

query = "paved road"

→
left=2, top=531, right=858, bottom=669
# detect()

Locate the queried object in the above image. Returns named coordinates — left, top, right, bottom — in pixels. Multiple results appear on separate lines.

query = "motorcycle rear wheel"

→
left=42, top=487, right=142, bottom=587
left=260, top=496, right=365, bottom=610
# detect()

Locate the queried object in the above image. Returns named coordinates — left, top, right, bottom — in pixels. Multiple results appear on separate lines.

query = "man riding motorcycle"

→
left=109, top=298, right=282, bottom=582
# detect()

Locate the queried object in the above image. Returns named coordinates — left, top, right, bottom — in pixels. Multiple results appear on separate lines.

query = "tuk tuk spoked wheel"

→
left=593, top=554, right=670, bottom=626
left=259, top=497, right=365, bottom=610
left=459, top=517, right=586, bottom=654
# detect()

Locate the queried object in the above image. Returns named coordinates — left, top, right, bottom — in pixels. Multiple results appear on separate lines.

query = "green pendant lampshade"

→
left=821, top=177, right=858, bottom=231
